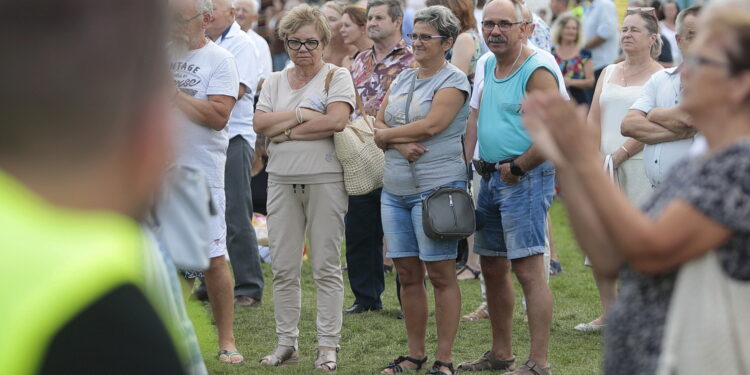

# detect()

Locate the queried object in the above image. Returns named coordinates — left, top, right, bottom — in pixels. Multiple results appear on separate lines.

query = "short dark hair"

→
left=367, top=0, right=404, bottom=23
left=0, top=0, right=167, bottom=167
left=676, top=4, right=702, bottom=35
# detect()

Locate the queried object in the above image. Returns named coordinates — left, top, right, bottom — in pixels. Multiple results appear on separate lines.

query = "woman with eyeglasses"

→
left=253, top=4, right=355, bottom=372
left=374, top=6, right=470, bottom=375
left=425, top=0, right=482, bottom=86
left=523, top=10, right=750, bottom=375
left=573, top=8, right=664, bottom=334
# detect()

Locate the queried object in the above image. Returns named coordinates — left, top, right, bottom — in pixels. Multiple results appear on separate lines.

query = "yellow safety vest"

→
left=0, top=171, right=180, bottom=374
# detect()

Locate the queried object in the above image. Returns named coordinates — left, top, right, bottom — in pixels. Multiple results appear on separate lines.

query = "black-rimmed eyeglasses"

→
left=286, top=39, right=320, bottom=51
left=481, top=20, right=524, bottom=32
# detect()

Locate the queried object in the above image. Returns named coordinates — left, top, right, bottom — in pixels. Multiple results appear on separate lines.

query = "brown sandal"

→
left=457, top=351, right=515, bottom=372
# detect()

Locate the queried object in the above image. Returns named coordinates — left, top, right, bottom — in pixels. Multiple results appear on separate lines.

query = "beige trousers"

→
left=267, top=181, right=347, bottom=348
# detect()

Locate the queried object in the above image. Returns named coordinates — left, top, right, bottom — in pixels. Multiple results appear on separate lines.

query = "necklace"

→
left=621, top=62, right=651, bottom=87
left=497, top=47, right=523, bottom=79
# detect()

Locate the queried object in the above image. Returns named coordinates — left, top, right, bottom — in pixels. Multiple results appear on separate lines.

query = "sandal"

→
left=259, top=345, right=299, bottom=366
left=456, top=265, right=481, bottom=280
left=382, top=355, right=428, bottom=373
left=218, top=349, right=245, bottom=364
left=457, top=351, right=516, bottom=372
left=314, top=347, right=339, bottom=372
left=426, top=360, right=454, bottom=375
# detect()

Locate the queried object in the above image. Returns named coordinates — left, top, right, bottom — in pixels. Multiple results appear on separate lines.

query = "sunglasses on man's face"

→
left=286, top=39, right=320, bottom=51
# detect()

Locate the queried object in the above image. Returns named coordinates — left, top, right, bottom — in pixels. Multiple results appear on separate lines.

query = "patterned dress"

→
left=349, top=40, right=417, bottom=117
left=552, top=46, right=592, bottom=104
left=604, top=141, right=750, bottom=375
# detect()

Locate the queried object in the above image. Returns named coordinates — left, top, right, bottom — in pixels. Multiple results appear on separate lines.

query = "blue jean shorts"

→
left=474, top=162, right=555, bottom=260
left=381, top=181, right=466, bottom=262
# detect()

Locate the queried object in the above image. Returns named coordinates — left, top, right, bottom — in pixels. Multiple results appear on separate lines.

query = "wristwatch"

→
left=509, top=160, right=525, bottom=177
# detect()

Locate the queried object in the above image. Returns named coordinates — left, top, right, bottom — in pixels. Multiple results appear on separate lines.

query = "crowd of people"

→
left=3, top=0, right=750, bottom=374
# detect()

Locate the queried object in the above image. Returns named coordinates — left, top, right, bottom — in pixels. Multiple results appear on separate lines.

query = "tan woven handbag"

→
left=324, top=68, right=385, bottom=196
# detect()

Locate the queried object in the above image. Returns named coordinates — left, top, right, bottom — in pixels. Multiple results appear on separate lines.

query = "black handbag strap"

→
left=405, top=68, right=472, bottom=191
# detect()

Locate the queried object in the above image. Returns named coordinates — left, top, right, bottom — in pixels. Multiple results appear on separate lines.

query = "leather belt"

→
left=472, top=157, right=516, bottom=179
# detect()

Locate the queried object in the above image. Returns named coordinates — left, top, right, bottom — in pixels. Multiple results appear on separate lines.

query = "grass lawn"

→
left=186, top=201, right=604, bottom=374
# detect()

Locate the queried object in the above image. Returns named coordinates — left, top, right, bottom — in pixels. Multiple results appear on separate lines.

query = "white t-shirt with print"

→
left=171, top=41, right=239, bottom=188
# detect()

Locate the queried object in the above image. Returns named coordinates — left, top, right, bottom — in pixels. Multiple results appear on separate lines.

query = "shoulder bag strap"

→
left=404, top=72, right=419, bottom=189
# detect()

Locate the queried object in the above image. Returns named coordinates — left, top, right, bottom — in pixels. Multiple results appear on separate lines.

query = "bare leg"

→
left=204, top=256, right=240, bottom=360
left=383, top=257, right=426, bottom=374
left=425, top=259, right=461, bottom=374
left=591, top=267, right=617, bottom=325
left=512, top=254, right=552, bottom=367
left=481, top=256, right=515, bottom=360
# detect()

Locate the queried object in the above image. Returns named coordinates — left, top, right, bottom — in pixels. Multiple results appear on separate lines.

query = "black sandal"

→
left=381, top=356, right=428, bottom=374
left=426, top=360, right=454, bottom=375
left=457, top=265, right=481, bottom=279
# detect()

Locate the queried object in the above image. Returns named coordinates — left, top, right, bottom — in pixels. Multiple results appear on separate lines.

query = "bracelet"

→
left=295, top=107, right=303, bottom=125
left=620, top=145, right=630, bottom=157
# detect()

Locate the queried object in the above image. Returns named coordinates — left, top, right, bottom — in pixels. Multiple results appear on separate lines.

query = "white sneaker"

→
left=574, top=322, right=606, bottom=332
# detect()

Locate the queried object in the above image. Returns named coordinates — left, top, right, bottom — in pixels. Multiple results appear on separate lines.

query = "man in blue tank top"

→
left=458, top=1, right=559, bottom=374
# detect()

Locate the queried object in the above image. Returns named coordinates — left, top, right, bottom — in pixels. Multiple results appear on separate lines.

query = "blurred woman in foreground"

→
left=522, top=11, right=750, bottom=375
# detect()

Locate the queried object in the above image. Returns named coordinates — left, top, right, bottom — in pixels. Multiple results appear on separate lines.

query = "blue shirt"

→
left=478, top=53, right=559, bottom=162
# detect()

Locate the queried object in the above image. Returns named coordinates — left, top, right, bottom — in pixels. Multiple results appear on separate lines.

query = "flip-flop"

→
left=218, top=349, right=245, bottom=364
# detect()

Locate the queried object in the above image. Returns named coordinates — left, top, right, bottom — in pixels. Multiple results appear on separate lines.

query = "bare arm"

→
left=176, top=93, right=236, bottom=131
left=647, top=107, right=695, bottom=133
left=464, top=107, right=478, bottom=162
left=450, top=33, right=476, bottom=76
left=513, top=68, right=560, bottom=172
left=523, top=92, right=732, bottom=276
left=268, top=101, right=352, bottom=143
left=374, top=87, right=467, bottom=145
left=621, top=109, right=695, bottom=145
left=253, top=107, right=322, bottom=137
left=587, top=66, right=606, bottom=150
left=584, top=36, right=607, bottom=50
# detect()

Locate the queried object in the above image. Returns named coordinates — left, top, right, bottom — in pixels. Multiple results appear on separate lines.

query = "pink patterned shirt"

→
left=348, top=39, right=417, bottom=117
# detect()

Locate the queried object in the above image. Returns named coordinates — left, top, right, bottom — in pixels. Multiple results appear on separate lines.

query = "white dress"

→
left=599, top=65, right=656, bottom=206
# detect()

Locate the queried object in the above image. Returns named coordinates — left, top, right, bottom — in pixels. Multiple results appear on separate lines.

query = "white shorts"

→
left=208, top=187, right=227, bottom=258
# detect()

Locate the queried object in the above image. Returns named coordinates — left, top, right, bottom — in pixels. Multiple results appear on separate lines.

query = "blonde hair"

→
left=551, top=12, right=582, bottom=46
left=277, top=4, right=332, bottom=46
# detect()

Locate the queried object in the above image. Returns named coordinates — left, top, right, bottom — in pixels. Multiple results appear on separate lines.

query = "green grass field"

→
left=186, top=201, right=604, bottom=374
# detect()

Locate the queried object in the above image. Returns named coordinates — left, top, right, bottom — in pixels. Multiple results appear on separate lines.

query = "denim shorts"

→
left=381, top=181, right=466, bottom=262
left=474, top=162, right=555, bottom=260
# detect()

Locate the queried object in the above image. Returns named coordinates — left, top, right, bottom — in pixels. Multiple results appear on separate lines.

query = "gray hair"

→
left=675, top=5, right=702, bottom=35
left=484, top=0, right=524, bottom=23
left=367, top=0, right=403, bottom=23
left=414, top=5, right=461, bottom=42
left=196, top=0, right=213, bottom=14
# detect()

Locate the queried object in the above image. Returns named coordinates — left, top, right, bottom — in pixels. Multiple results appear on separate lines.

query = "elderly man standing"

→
left=621, top=5, right=702, bottom=188
left=169, top=0, right=244, bottom=364
left=235, top=0, right=273, bottom=91
left=344, top=0, right=417, bottom=315
left=206, top=0, right=265, bottom=309
left=458, top=0, right=559, bottom=374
